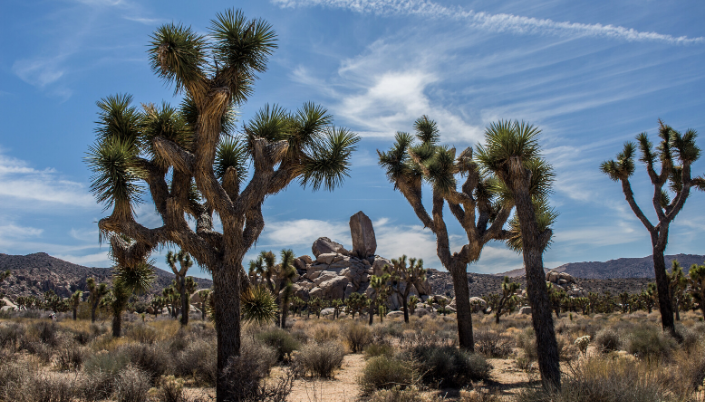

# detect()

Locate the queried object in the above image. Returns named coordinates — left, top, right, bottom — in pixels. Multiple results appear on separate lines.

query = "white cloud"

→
left=555, top=221, right=644, bottom=247
left=0, top=150, right=95, bottom=208
left=273, top=0, right=705, bottom=45
left=263, top=219, right=352, bottom=249
left=12, top=57, right=66, bottom=88
left=54, top=251, right=112, bottom=267
left=0, top=223, right=43, bottom=239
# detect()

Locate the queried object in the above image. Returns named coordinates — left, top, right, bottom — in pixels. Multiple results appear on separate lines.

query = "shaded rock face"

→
left=312, top=238, right=348, bottom=258
left=349, top=211, right=377, bottom=258
left=546, top=270, right=584, bottom=296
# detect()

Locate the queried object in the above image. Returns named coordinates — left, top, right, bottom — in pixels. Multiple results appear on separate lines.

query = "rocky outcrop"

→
left=546, top=270, right=584, bottom=296
left=349, top=211, right=376, bottom=258
left=312, top=238, right=348, bottom=258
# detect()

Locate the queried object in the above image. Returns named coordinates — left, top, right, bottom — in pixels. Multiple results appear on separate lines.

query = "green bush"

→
left=344, top=322, right=372, bottom=353
left=84, top=350, right=130, bottom=377
left=120, top=343, right=170, bottom=383
left=359, top=356, right=417, bottom=393
left=297, top=341, right=345, bottom=378
left=406, top=345, right=490, bottom=387
left=256, top=327, right=300, bottom=361
left=625, top=326, right=676, bottom=360
left=364, top=343, right=394, bottom=359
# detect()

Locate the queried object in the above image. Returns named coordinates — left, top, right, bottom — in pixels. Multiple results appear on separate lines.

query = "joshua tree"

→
left=162, top=285, right=180, bottom=319
left=378, top=117, right=515, bottom=351
left=249, top=249, right=297, bottom=327
left=600, top=120, right=704, bottom=336
left=383, top=255, right=426, bottom=323
left=408, top=295, right=420, bottom=315
left=476, top=120, right=559, bottom=390
left=688, top=263, right=705, bottom=319
left=308, top=297, right=325, bottom=319
left=618, top=292, right=630, bottom=314
left=369, top=274, right=390, bottom=324
left=87, top=277, right=109, bottom=323
left=110, top=262, right=154, bottom=337
left=331, top=299, right=344, bottom=320
left=547, top=283, right=566, bottom=318
left=195, top=289, right=212, bottom=320
left=436, top=297, right=450, bottom=316
left=70, top=290, right=83, bottom=320
left=493, top=276, right=521, bottom=323
left=43, top=290, right=67, bottom=313
left=150, top=296, right=165, bottom=317
left=166, top=250, right=195, bottom=326
left=345, top=293, right=368, bottom=319
left=668, top=260, right=688, bottom=321
left=85, top=10, right=358, bottom=400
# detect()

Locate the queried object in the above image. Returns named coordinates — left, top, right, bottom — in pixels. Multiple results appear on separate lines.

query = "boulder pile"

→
left=290, top=211, right=430, bottom=310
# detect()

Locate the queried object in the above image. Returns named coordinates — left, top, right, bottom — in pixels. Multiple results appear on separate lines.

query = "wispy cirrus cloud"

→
left=273, top=0, right=704, bottom=45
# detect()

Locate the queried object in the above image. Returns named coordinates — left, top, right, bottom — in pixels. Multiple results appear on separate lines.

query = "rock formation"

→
left=349, top=211, right=376, bottom=258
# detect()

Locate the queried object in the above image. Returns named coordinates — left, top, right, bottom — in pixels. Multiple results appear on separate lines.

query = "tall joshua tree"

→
left=85, top=10, right=358, bottom=399
left=476, top=120, right=560, bottom=390
left=86, top=277, right=109, bottom=323
left=600, top=120, right=704, bottom=336
left=167, top=250, right=195, bottom=326
left=378, top=117, right=515, bottom=350
left=70, top=290, right=83, bottom=320
left=383, top=255, right=426, bottom=323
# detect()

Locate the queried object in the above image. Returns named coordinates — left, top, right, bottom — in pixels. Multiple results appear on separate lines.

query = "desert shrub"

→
left=625, top=326, right=676, bottom=360
left=172, top=339, right=217, bottom=385
left=90, top=323, right=109, bottom=337
left=57, top=345, right=86, bottom=371
left=516, top=356, right=673, bottom=402
left=158, top=376, right=185, bottom=402
left=114, top=366, right=150, bottom=402
left=458, top=389, right=502, bottom=402
left=297, top=341, right=345, bottom=378
left=0, top=362, right=81, bottom=402
left=120, top=343, right=169, bottom=383
left=661, top=348, right=705, bottom=397
left=312, top=324, right=340, bottom=343
left=73, top=330, right=93, bottom=345
left=168, top=330, right=189, bottom=353
left=359, top=356, right=417, bottom=393
left=675, top=325, right=702, bottom=353
left=31, top=320, right=59, bottom=347
left=256, top=327, right=300, bottom=361
left=290, top=329, right=310, bottom=345
left=516, top=328, right=538, bottom=361
left=474, top=330, right=514, bottom=358
left=19, top=339, right=53, bottom=362
left=368, top=386, right=425, bottom=402
left=0, top=361, right=30, bottom=401
left=125, top=324, right=158, bottom=344
left=374, top=321, right=404, bottom=339
left=82, top=370, right=116, bottom=401
left=219, top=346, right=294, bottom=402
left=594, top=328, right=621, bottom=353
left=557, top=335, right=579, bottom=361
left=344, top=322, right=372, bottom=353
left=406, top=345, right=490, bottom=387
left=0, top=323, right=24, bottom=349
left=365, top=343, right=394, bottom=359
left=85, top=349, right=130, bottom=376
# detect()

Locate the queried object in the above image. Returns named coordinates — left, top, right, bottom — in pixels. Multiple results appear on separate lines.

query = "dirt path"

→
left=286, top=354, right=366, bottom=402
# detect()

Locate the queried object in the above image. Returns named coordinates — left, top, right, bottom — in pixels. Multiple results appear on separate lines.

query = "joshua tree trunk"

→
left=180, top=276, right=189, bottom=326
left=652, top=247, right=676, bottom=335
left=368, top=304, right=374, bottom=325
left=73, top=307, right=78, bottom=321
left=451, top=266, right=475, bottom=351
left=201, top=301, right=207, bottom=320
left=112, top=312, right=122, bottom=338
left=402, top=295, right=409, bottom=323
left=510, top=157, right=560, bottom=391
left=91, top=302, right=98, bottom=323
left=213, top=264, right=241, bottom=402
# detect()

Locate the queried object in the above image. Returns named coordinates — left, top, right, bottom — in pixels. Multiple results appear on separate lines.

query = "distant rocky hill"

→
left=0, top=252, right=212, bottom=299
left=498, top=253, right=705, bottom=279
left=425, top=269, right=651, bottom=298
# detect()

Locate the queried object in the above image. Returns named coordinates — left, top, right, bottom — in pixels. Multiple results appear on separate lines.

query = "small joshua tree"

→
left=688, top=263, right=705, bottom=319
left=195, top=289, right=212, bottom=320
left=600, top=120, right=704, bottom=336
left=668, top=260, right=688, bottom=321
left=369, top=274, right=391, bottom=324
left=166, top=250, right=195, bottom=326
left=494, top=276, right=521, bottom=323
left=383, top=255, right=426, bottom=323
left=345, top=293, right=368, bottom=319
left=408, top=295, right=420, bottom=315
left=87, top=277, right=109, bottom=323
left=110, top=262, right=154, bottom=337
left=70, top=290, right=83, bottom=320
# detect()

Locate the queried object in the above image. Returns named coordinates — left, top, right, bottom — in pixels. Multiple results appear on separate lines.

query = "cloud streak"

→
left=273, top=0, right=704, bottom=45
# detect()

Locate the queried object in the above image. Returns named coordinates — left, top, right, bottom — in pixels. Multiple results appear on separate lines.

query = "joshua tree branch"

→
left=432, top=189, right=452, bottom=268
left=397, top=181, right=435, bottom=232
left=153, top=138, right=195, bottom=174
left=620, top=178, right=655, bottom=233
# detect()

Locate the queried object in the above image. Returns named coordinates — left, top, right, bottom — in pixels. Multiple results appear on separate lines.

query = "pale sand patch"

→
left=286, top=353, right=366, bottom=402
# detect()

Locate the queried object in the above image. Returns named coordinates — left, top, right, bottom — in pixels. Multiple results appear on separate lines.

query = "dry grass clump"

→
left=312, top=323, right=340, bottom=343
left=296, top=341, right=346, bottom=378
left=474, top=330, right=514, bottom=358
left=368, top=386, right=426, bottom=402
left=624, top=325, right=676, bottom=360
left=344, top=322, right=372, bottom=353
left=114, top=365, right=150, bottom=402
left=517, top=355, right=675, bottom=402
left=172, top=339, right=217, bottom=386
left=593, top=327, right=621, bottom=353
left=364, top=342, right=395, bottom=359
left=359, top=355, right=418, bottom=393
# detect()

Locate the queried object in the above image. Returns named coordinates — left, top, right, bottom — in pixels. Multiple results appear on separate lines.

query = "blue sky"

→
left=1, top=0, right=704, bottom=278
